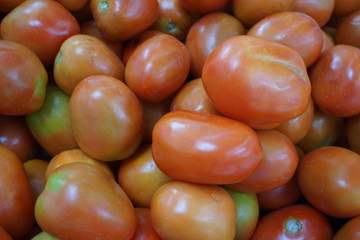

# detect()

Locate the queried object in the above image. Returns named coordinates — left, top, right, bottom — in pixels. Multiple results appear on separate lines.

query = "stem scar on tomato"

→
left=99, top=1, right=109, bottom=12
left=166, top=21, right=178, bottom=34
left=284, top=218, right=302, bottom=235
left=55, top=51, right=62, bottom=65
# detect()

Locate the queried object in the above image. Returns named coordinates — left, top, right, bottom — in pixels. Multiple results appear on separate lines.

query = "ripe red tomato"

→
left=0, top=226, right=12, bottom=240
left=0, top=0, right=25, bottom=13
left=24, top=159, right=48, bottom=199
left=131, top=208, right=161, bottom=240
left=152, top=110, right=262, bottom=185
left=150, top=181, right=237, bottom=240
left=251, top=204, right=333, bottom=239
left=333, top=0, right=360, bottom=16
left=202, top=35, right=311, bottom=130
left=56, top=0, right=89, bottom=12
left=1, top=0, right=80, bottom=66
left=293, top=0, right=335, bottom=27
left=347, top=114, right=360, bottom=154
left=333, top=216, right=360, bottom=240
left=179, top=0, right=229, bottom=14
left=335, top=10, right=360, bottom=48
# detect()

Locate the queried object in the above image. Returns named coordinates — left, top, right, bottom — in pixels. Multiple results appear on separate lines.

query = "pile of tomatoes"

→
left=1, top=0, right=360, bottom=239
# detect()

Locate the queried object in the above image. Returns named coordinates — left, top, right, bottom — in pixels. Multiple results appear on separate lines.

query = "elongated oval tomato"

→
left=152, top=110, right=263, bottom=185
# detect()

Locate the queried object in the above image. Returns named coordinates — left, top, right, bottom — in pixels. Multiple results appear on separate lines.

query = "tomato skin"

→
left=35, top=162, right=136, bottom=240
left=202, top=35, right=311, bottom=130
left=150, top=181, right=236, bottom=240
left=335, top=10, right=360, bottom=49
left=185, top=11, right=245, bottom=77
left=310, top=45, right=360, bottom=117
left=0, top=145, right=35, bottom=240
left=179, top=0, right=229, bottom=14
left=31, top=231, right=59, bottom=240
left=347, top=114, right=360, bottom=154
left=0, top=0, right=25, bottom=13
left=130, top=208, right=161, bottom=240
left=321, top=30, right=334, bottom=53
left=293, top=0, right=335, bottom=27
left=297, top=146, right=360, bottom=218
left=24, top=159, right=48, bottom=199
left=0, top=40, right=48, bottom=116
left=54, top=34, right=125, bottom=95
left=152, top=110, right=262, bottom=185
left=70, top=75, right=144, bottom=161
left=26, top=87, right=78, bottom=157
left=90, top=0, right=159, bottom=42
left=333, top=216, right=360, bottom=240
left=333, top=0, right=360, bottom=16
left=0, top=226, right=12, bottom=240
left=1, top=0, right=80, bottom=66
left=251, top=204, right=333, bottom=239
left=56, top=0, right=89, bottom=12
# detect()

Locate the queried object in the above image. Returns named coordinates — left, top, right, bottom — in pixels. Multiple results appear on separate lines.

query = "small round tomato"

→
left=335, top=10, right=360, bottom=48
left=150, top=181, right=236, bottom=240
left=90, top=0, right=159, bottom=41
left=1, top=0, right=80, bottom=66
left=125, top=34, right=190, bottom=102
left=152, top=110, right=262, bottom=185
left=131, top=208, right=161, bottom=240
left=24, top=159, right=48, bottom=199
left=185, top=11, right=245, bottom=77
left=251, top=204, right=333, bottom=239
left=333, top=216, right=360, bottom=240
left=0, top=40, right=48, bottom=116
left=297, top=146, right=360, bottom=218
left=69, top=75, right=144, bottom=161
left=347, top=114, right=360, bottom=154
left=293, top=0, right=335, bottom=27
left=202, top=35, right=311, bottom=130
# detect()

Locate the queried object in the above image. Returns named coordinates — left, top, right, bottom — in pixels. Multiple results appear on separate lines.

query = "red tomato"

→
left=310, top=44, right=360, bottom=117
left=0, top=145, right=35, bottom=239
left=321, top=30, right=334, bottom=53
left=90, top=0, right=159, bottom=41
left=24, top=159, right=48, bottom=199
left=227, top=129, right=298, bottom=193
left=0, top=40, right=48, bottom=115
left=179, top=0, right=229, bottom=14
left=131, top=208, right=161, bottom=240
left=0, top=0, right=25, bottom=13
left=333, top=216, right=360, bottom=240
left=69, top=75, right=144, bottom=161
left=35, top=162, right=136, bottom=240
left=335, top=10, right=360, bottom=48
left=202, top=35, right=311, bottom=130
left=125, top=34, right=190, bottom=102
left=185, top=11, right=245, bottom=77
left=1, top=0, right=80, bottom=66
left=152, top=110, right=262, bottom=185
left=293, top=0, right=335, bottom=27
left=56, top=0, right=89, bottom=12
left=297, top=146, right=360, bottom=218
left=333, top=0, right=360, bottom=16
left=347, top=114, right=360, bottom=154
left=251, top=204, right=333, bottom=239
left=0, top=226, right=12, bottom=240
left=150, top=181, right=236, bottom=240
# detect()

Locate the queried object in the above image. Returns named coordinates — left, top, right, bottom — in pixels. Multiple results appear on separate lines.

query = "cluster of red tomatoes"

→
left=1, top=0, right=360, bottom=239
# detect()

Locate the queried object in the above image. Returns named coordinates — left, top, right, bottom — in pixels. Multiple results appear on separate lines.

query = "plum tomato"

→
left=333, top=216, right=360, bottom=240
left=151, top=110, right=262, bottom=185
left=56, top=0, right=89, bottom=12
left=202, top=35, right=311, bottom=130
left=333, top=0, right=360, bottom=16
left=293, top=0, right=335, bottom=27
left=130, top=208, right=161, bottom=240
left=335, top=10, right=360, bottom=49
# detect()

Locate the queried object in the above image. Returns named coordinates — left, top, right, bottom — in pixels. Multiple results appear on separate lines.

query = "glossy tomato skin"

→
left=152, top=110, right=263, bottom=185
left=228, top=129, right=298, bottom=193
left=90, top=0, right=159, bottom=42
left=1, top=0, right=80, bottom=66
left=0, top=145, right=35, bottom=239
left=247, top=11, right=323, bottom=67
left=125, top=34, right=190, bottom=102
left=24, top=159, right=48, bottom=199
left=26, top=87, right=78, bottom=157
left=297, top=146, right=360, bottom=218
left=150, top=181, right=236, bottom=240
left=202, top=35, right=311, bottom=130
left=179, top=0, right=229, bottom=14
left=54, top=34, right=125, bottom=95
left=251, top=204, right=333, bottom=239
left=35, top=162, right=136, bottom=240
left=293, top=0, right=335, bottom=27
left=185, top=11, right=245, bottom=77
left=335, top=10, right=360, bottom=48
left=0, top=40, right=48, bottom=116
left=131, top=208, right=161, bottom=240
left=310, top=45, right=360, bottom=117
left=70, top=75, right=144, bottom=161
left=333, top=216, right=360, bottom=240
left=118, top=145, right=172, bottom=208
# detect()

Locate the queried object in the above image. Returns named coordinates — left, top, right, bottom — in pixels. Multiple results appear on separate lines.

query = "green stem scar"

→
left=99, top=1, right=109, bottom=12
left=166, top=21, right=178, bottom=34
left=285, top=218, right=302, bottom=235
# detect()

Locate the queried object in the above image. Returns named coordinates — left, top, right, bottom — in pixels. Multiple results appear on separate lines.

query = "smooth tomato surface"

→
left=333, top=216, right=360, bottom=240
left=131, top=208, right=161, bottom=240
left=179, top=0, right=229, bottom=14
left=293, top=0, right=335, bottom=27
left=23, top=159, right=48, bottom=199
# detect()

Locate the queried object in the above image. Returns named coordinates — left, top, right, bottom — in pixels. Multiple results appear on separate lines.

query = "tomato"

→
left=231, top=0, right=296, bottom=28
left=45, top=149, right=114, bottom=180
left=0, top=115, right=37, bottom=162
left=251, top=204, right=333, bottom=239
left=247, top=11, right=323, bottom=67
left=333, top=216, right=360, bottom=240
left=335, top=10, right=360, bottom=48
left=56, top=0, right=89, bottom=12
left=26, top=86, right=78, bottom=157
left=1, top=0, right=80, bottom=66
left=228, top=129, right=298, bottom=193
left=333, top=0, right=360, bottom=16
left=0, top=226, right=12, bottom=240
left=125, top=34, right=190, bottom=102
left=118, top=145, right=173, bottom=208
left=24, top=159, right=48, bottom=199
left=0, top=0, right=24, bottom=13
left=152, top=110, right=262, bottom=185
left=310, top=44, right=360, bottom=117
left=224, top=187, right=259, bottom=240
left=297, top=146, right=360, bottom=218
left=150, top=181, right=236, bottom=240
left=202, top=35, right=311, bottom=130
left=35, top=162, right=136, bottom=240
left=69, top=75, right=144, bottom=161
left=179, top=0, right=229, bottom=14
left=347, top=114, right=360, bottom=154
left=296, top=107, right=343, bottom=153
left=321, top=30, right=334, bottom=53
left=293, top=0, right=335, bottom=27
left=53, top=34, right=125, bottom=95
left=0, top=40, right=47, bottom=116
left=131, top=208, right=161, bottom=240
left=151, top=0, right=199, bottom=40
left=185, top=11, right=245, bottom=77
left=90, top=0, right=159, bottom=42
left=31, top=231, right=59, bottom=240
left=0, top=145, right=35, bottom=239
